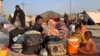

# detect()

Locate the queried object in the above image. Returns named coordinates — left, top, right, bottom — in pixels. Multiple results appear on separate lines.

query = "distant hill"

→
left=40, top=11, right=62, bottom=18
left=68, top=13, right=77, bottom=20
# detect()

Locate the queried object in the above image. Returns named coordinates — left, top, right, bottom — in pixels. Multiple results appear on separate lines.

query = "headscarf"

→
left=45, top=19, right=59, bottom=36
left=15, top=5, right=21, bottom=10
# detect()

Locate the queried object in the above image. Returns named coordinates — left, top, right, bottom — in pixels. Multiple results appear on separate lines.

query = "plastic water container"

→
left=40, top=48, right=48, bottom=56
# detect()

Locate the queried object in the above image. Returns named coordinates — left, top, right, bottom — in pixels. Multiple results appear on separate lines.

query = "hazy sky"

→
left=3, top=0, right=100, bottom=15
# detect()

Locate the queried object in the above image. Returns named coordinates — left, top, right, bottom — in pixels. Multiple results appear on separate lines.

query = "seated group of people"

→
left=67, top=24, right=96, bottom=55
left=3, top=15, right=96, bottom=56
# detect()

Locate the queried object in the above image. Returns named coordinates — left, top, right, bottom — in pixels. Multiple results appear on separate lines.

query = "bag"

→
left=22, top=30, right=44, bottom=55
left=42, top=36, right=61, bottom=48
left=45, top=36, right=66, bottom=56
left=46, top=41, right=66, bottom=56
left=22, top=45, right=41, bottom=55
left=24, top=34, right=43, bottom=46
left=11, top=43, right=22, bottom=52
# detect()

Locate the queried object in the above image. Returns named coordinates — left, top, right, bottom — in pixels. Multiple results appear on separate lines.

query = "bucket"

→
left=67, top=37, right=79, bottom=55
left=0, top=50, right=8, bottom=56
left=0, top=45, right=8, bottom=56
left=40, top=48, right=48, bottom=56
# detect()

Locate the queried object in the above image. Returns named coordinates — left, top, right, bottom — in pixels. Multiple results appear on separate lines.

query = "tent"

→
left=83, top=11, right=100, bottom=25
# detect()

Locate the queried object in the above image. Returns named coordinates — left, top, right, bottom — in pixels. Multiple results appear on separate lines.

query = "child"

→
left=80, top=20, right=87, bottom=37
left=79, top=31, right=96, bottom=54
left=74, top=25, right=86, bottom=44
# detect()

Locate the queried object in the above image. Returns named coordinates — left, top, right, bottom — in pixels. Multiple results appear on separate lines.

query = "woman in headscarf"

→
left=3, top=23, right=25, bottom=49
left=11, top=5, right=26, bottom=28
left=44, top=19, right=59, bottom=36
left=42, top=19, right=60, bottom=48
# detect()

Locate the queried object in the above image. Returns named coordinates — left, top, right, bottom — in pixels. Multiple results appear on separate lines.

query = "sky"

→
left=2, top=0, right=100, bottom=15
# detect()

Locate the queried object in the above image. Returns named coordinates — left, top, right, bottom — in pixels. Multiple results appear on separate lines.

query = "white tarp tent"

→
left=84, top=11, right=100, bottom=24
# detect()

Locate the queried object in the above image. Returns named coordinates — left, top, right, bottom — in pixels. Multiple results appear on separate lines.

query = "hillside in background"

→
left=40, top=11, right=63, bottom=18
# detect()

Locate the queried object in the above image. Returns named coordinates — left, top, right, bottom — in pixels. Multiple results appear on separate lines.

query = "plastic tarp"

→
left=85, top=11, right=100, bottom=23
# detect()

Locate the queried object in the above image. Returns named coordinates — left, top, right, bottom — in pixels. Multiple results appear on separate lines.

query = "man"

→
left=32, top=15, right=44, bottom=33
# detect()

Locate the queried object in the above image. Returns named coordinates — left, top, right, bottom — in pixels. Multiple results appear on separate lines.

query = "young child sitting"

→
left=74, top=25, right=86, bottom=44
left=79, top=31, right=96, bottom=54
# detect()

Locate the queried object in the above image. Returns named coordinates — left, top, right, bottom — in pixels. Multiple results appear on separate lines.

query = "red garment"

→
left=49, top=17, right=60, bottom=23
left=2, top=46, right=8, bottom=50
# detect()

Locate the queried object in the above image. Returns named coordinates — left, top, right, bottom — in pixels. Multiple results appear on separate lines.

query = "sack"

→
left=42, top=36, right=61, bottom=48
left=46, top=40, right=66, bottom=56
left=22, top=30, right=44, bottom=55
left=22, top=45, right=41, bottom=55
left=11, top=43, right=22, bottom=52
left=24, top=30, right=41, bottom=34
left=24, top=34, right=43, bottom=46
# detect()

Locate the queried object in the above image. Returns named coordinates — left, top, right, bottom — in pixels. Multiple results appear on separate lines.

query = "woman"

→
left=11, top=5, right=25, bottom=28
left=42, top=19, right=60, bottom=48
left=44, top=19, right=59, bottom=36
left=3, top=23, right=25, bottom=49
